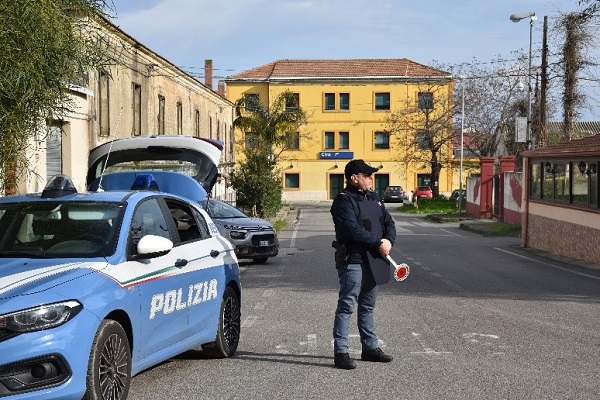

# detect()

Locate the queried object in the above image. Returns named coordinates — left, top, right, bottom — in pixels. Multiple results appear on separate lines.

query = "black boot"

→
left=334, top=353, right=357, bottom=369
left=361, top=347, right=393, bottom=363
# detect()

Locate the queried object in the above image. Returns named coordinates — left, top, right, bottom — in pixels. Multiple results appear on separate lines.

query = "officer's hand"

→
left=379, top=238, right=392, bottom=257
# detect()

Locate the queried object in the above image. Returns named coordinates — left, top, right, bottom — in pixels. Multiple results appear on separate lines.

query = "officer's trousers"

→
left=333, top=263, right=378, bottom=354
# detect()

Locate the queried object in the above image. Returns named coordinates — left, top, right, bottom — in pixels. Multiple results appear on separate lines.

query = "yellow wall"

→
left=226, top=79, right=457, bottom=201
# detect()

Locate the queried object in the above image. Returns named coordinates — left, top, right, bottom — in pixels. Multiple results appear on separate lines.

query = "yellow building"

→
left=224, top=59, right=455, bottom=202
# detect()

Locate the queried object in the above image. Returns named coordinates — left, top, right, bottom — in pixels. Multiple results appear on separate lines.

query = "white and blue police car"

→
left=0, top=136, right=241, bottom=399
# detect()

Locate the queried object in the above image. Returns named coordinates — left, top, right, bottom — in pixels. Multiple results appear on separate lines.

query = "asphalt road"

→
left=129, top=201, right=600, bottom=400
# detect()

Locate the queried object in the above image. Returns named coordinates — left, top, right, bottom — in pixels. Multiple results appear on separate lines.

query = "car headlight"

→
left=0, top=300, right=82, bottom=333
left=229, top=230, right=247, bottom=240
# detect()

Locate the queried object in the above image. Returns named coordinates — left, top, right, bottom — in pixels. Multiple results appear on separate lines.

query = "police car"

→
left=0, top=136, right=241, bottom=399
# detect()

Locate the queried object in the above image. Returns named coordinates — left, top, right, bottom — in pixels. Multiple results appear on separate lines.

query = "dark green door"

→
left=374, top=174, right=389, bottom=199
left=329, top=174, right=345, bottom=199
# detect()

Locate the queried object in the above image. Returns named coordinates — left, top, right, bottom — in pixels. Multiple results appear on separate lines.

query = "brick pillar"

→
left=479, top=157, right=495, bottom=218
left=498, top=156, right=516, bottom=221
left=204, top=59, right=213, bottom=90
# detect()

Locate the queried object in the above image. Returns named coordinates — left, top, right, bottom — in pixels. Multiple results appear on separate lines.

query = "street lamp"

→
left=510, top=12, right=537, bottom=148
left=458, top=75, right=465, bottom=214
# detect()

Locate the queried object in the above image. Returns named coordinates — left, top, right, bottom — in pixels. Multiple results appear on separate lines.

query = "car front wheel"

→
left=84, top=320, right=131, bottom=400
left=202, top=286, right=241, bottom=358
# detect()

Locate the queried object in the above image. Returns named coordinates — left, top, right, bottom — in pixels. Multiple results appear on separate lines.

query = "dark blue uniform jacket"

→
left=330, top=185, right=396, bottom=265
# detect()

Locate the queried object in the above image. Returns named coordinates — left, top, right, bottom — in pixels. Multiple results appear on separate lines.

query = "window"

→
left=176, top=102, right=183, bottom=135
left=158, top=95, right=165, bottom=135
left=324, top=93, right=336, bottom=111
left=374, top=93, right=390, bottom=111
left=417, top=130, right=431, bottom=150
left=99, top=71, right=110, bottom=137
left=418, top=92, right=434, bottom=110
left=166, top=199, right=209, bottom=244
left=324, top=132, right=335, bottom=149
left=244, top=94, right=259, bottom=111
left=132, top=83, right=142, bottom=136
left=129, top=199, right=171, bottom=255
left=285, top=93, right=299, bottom=111
left=529, top=163, right=541, bottom=200
left=285, top=173, right=300, bottom=189
left=339, top=93, right=350, bottom=110
left=194, top=109, right=200, bottom=137
left=324, top=93, right=350, bottom=111
left=339, top=132, right=349, bottom=149
left=245, top=132, right=258, bottom=149
left=285, top=132, right=300, bottom=150
left=374, top=131, right=390, bottom=149
left=532, top=159, right=599, bottom=209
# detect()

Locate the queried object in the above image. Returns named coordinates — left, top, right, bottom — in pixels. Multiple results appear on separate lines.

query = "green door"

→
left=374, top=174, right=389, bottom=199
left=329, top=174, right=345, bottom=199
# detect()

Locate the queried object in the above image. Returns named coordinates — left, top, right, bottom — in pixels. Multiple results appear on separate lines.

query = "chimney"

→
left=204, top=59, right=213, bottom=90
left=218, top=81, right=225, bottom=97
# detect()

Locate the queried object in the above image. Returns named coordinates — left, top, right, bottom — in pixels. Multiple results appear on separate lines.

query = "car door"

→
left=125, top=197, right=189, bottom=360
left=164, top=198, right=227, bottom=341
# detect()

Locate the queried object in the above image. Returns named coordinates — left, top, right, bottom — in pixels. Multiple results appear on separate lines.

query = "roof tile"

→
left=226, top=59, right=451, bottom=80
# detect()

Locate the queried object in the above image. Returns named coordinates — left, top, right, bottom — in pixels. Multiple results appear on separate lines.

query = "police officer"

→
left=330, top=159, right=396, bottom=369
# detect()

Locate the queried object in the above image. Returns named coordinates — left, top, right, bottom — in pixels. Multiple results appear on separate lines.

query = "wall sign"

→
left=319, top=151, right=354, bottom=159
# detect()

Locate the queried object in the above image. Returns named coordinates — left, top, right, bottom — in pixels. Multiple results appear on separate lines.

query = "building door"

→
left=374, top=174, right=389, bottom=199
left=329, top=174, right=345, bottom=199
left=46, top=124, right=62, bottom=180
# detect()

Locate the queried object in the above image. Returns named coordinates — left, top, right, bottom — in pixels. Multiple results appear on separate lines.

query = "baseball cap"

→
left=344, top=159, right=379, bottom=179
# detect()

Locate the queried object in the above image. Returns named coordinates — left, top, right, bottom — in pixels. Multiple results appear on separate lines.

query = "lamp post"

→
left=510, top=12, right=537, bottom=148
left=458, top=76, right=465, bottom=214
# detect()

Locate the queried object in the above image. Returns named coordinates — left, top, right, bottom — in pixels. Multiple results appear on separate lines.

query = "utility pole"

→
left=539, top=16, right=548, bottom=147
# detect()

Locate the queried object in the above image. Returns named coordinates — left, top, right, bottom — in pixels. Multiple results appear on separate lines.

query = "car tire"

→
left=84, top=320, right=131, bottom=400
left=253, top=257, right=268, bottom=264
left=201, top=286, right=241, bottom=358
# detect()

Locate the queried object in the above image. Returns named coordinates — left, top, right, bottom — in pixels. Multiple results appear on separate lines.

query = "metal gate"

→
left=493, top=174, right=500, bottom=218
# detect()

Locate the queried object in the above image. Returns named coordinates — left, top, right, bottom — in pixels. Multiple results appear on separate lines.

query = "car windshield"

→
left=89, top=147, right=213, bottom=182
left=199, top=200, right=247, bottom=219
left=0, top=201, right=123, bottom=258
left=418, top=187, right=430, bottom=191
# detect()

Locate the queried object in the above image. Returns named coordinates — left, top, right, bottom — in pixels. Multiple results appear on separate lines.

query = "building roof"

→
left=224, top=59, right=452, bottom=82
left=545, top=121, right=600, bottom=137
left=523, top=133, right=600, bottom=158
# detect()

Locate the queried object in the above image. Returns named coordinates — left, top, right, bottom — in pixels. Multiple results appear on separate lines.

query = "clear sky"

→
left=106, top=0, right=598, bottom=119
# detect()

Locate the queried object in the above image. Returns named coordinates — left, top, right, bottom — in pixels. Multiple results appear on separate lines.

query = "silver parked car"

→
left=199, top=199, right=279, bottom=264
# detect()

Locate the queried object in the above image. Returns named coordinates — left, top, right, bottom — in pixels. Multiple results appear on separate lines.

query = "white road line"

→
left=290, top=209, right=301, bottom=248
left=410, top=332, right=452, bottom=355
left=440, top=228, right=461, bottom=236
left=494, top=247, right=600, bottom=280
left=242, top=316, right=257, bottom=328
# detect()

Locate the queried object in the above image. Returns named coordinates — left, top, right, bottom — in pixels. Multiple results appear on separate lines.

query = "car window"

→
left=165, top=198, right=210, bottom=244
left=200, top=200, right=247, bottom=219
left=129, top=198, right=171, bottom=254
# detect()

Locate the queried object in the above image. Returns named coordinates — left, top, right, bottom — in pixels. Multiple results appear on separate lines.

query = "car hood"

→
left=0, top=258, right=106, bottom=298
left=213, top=216, right=274, bottom=230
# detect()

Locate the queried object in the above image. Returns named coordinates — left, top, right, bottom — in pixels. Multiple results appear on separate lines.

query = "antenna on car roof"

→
left=97, top=106, right=124, bottom=191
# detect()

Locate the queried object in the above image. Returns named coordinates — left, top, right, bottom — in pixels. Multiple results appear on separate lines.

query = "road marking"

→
left=440, top=228, right=461, bottom=236
left=262, top=289, right=274, bottom=297
left=494, top=247, right=600, bottom=280
left=254, top=302, right=265, bottom=310
left=290, top=209, right=301, bottom=248
left=410, top=332, right=452, bottom=355
left=242, top=316, right=257, bottom=328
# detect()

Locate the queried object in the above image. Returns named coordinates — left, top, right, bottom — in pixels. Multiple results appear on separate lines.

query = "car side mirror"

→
left=129, top=235, right=173, bottom=261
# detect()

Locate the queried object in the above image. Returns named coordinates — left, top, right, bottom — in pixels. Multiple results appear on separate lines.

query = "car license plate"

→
left=259, top=240, right=270, bottom=246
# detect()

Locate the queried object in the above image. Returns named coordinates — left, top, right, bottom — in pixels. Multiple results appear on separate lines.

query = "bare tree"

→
left=385, top=82, right=454, bottom=198
left=440, top=54, right=533, bottom=158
